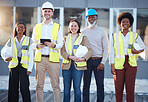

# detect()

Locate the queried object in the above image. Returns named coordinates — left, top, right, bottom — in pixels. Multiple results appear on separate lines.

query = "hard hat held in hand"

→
left=42, top=2, right=54, bottom=11
left=133, top=43, right=143, bottom=51
left=133, top=43, right=146, bottom=59
left=4, top=47, right=12, bottom=58
left=75, top=45, right=88, bottom=58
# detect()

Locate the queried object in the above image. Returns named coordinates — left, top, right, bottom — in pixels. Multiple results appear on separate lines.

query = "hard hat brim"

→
left=86, top=14, right=98, bottom=18
left=41, top=8, right=54, bottom=11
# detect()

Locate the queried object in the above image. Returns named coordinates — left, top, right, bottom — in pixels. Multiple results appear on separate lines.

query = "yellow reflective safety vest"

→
left=113, top=31, right=138, bottom=69
left=34, top=23, right=60, bottom=62
left=63, top=33, right=87, bottom=67
left=8, top=36, right=30, bottom=69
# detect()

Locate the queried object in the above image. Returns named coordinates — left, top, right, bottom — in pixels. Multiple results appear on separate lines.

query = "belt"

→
left=90, top=57, right=102, bottom=60
left=42, top=55, right=49, bottom=57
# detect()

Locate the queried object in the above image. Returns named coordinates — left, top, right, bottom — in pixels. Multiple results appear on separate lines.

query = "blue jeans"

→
left=83, top=58, right=104, bottom=102
left=62, top=60, right=83, bottom=102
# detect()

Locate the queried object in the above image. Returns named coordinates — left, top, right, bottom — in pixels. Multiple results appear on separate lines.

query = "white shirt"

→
left=110, top=32, right=146, bottom=64
left=1, top=35, right=34, bottom=72
left=71, top=34, right=78, bottom=55
left=32, top=20, right=63, bottom=55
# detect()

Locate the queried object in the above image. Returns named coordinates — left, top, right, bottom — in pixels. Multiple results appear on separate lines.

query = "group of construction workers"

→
left=1, top=1, right=146, bottom=102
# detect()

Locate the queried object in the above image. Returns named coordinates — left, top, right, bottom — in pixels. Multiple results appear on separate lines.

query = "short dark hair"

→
left=68, top=19, right=81, bottom=33
left=117, top=11, right=134, bottom=27
left=14, top=21, right=26, bottom=37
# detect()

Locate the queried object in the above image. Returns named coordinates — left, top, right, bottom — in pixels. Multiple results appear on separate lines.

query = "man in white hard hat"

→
left=81, top=9, right=109, bottom=102
left=32, top=1, right=63, bottom=102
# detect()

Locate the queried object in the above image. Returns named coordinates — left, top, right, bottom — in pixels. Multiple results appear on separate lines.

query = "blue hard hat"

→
left=86, top=9, right=98, bottom=18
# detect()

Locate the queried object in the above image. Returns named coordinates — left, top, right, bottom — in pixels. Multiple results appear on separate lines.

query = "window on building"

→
left=93, top=8, right=109, bottom=35
left=137, top=9, right=148, bottom=60
left=0, top=7, right=13, bottom=46
left=64, top=8, right=85, bottom=36
left=16, top=7, right=37, bottom=37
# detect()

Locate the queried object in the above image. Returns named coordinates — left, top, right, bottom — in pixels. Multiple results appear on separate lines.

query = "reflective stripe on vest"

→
left=34, top=23, right=60, bottom=62
left=21, top=37, right=30, bottom=68
left=8, top=36, right=30, bottom=69
left=63, top=33, right=87, bottom=67
left=113, top=31, right=138, bottom=69
left=8, top=38, right=18, bottom=68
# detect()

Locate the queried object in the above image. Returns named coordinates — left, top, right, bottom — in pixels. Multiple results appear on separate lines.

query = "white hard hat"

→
left=41, top=1, right=54, bottom=11
left=4, top=47, right=12, bottom=58
left=75, top=45, right=88, bottom=58
left=133, top=42, right=146, bottom=59
left=133, top=43, right=142, bottom=51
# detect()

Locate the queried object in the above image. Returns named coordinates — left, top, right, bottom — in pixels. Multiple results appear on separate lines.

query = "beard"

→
left=44, top=15, right=52, bottom=20
left=44, top=17, right=51, bottom=20
left=88, top=21, right=97, bottom=28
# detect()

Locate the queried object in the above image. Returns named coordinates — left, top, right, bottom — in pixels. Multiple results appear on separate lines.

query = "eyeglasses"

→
left=17, top=26, right=25, bottom=29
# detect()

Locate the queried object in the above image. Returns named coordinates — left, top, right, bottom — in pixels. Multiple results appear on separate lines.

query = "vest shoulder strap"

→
left=53, top=22, right=60, bottom=31
left=132, top=32, right=138, bottom=40
left=26, top=37, right=30, bottom=50
left=53, top=22, right=60, bottom=26
left=35, top=23, right=42, bottom=27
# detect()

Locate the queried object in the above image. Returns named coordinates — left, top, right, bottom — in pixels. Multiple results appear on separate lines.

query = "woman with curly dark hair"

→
left=1, top=21, right=33, bottom=102
left=110, top=12, right=146, bottom=102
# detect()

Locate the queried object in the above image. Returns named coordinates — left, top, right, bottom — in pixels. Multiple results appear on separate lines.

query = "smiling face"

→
left=42, top=9, right=53, bottom=20
left=87, top=15, right=98, bottom=24
left=69, top=21, right=79, bottom=34
left=120, top=18, right=130, bottom=30
left=16, top=24, right=25, bottom=35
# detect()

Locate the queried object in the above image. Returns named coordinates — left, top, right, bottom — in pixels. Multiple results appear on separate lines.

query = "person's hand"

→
left=27, top=71, right=31, bottom=75
left=5, top=57, right=12, bottom=61
left=36, top=43, right=46, bottom=49
left=132, top=47, right=144, bottom=54
left=44, top=42, right=55, bottom=48
left=97, top=63, right=104, bottom=71
left=68, top=56, right=79, bottom=62
left=75, top=57, right=86, bottom=62
left=111, top=64, right=116, bottom=75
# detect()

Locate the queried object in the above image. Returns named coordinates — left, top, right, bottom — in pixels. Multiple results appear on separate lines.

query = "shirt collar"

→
left=15, top=35, right=25, bottom=43
left=42, top=19, right=53, bottom=25
left=121, top=31, right=130, bottom=37
left=88, top=24, right=97, bottom=28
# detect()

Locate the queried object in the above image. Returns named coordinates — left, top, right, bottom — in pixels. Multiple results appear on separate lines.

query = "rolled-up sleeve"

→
left=31, top=27, right=38, bottom=49
left=135, top=35, right=146, bottom=50
left=27, top=39, right=34, bottom=72
left=54, top=26, right=63, bottom=49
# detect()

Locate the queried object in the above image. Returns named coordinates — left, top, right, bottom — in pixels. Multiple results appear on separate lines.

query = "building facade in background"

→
left=0, top=0, right=148, bottom=59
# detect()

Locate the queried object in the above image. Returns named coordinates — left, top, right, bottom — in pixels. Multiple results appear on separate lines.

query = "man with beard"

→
left=32, top=2, right=63, bottom=102
left=81, top=9, right=109, bottom=102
